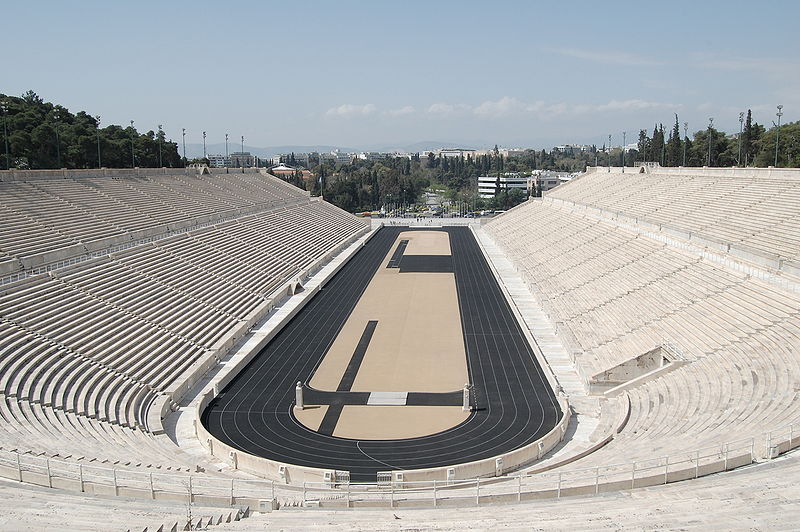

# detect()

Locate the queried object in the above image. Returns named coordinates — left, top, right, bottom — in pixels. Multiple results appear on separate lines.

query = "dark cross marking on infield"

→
left=317, top=320, right=378, bottom=436
left=398, top=255, right=453, bottom=273
left=304, top=389, right=462, bottom=407
left=386, top=240, right=408, bottom=268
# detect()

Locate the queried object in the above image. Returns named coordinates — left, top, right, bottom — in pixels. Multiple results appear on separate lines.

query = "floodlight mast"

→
left=130, top=120, right=135, bottom=168
left=95, top=115, right=101, bottom=168
left=157, top=124, right=163, bottom=168
left=622, top=131, right=626, bottom=172
left=1, top=100, right=10, bottom=170
left=738, top=112, right=745, bottom=167
left=54, top=110, right=62, bottom=168
left=775, top=105, right=784, bottom=167
left=707, top=118, right=713, bottom=166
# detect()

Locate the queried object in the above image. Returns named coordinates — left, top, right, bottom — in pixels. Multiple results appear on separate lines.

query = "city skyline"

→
left=3, top=0, right=797, bottom=150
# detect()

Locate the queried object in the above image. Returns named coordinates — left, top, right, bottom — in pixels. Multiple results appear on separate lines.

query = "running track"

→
left=202, top=226, right=561, bottom=482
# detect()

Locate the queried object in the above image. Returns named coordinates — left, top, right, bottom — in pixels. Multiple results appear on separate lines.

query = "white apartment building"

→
left=358, top=152, right=385, bottom=161
left=552, top=144, right=593, bottom=153
left=529, top=170, right=574, bottom=194
left=331, top=150, right=355, bottom=163
left=477, top=173, right=529, bottom=198
left=207, top=154, right=231, bottom=168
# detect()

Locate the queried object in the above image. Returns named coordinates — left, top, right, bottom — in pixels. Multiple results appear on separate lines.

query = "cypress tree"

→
left=742, top=109, right=753, bottom=166
left=667, top=115, right=682, bottom=166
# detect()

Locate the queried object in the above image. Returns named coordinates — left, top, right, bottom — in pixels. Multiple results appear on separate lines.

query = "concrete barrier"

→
left=390, top=396, right=570, bottom=484
left=195, top=390, right=335, bottom=484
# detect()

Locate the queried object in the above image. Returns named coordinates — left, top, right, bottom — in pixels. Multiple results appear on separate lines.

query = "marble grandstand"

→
left=0, top=168, right=370, bottom=529
left=0, top=164, right=799, bottom=530
left=484, top=166, right=800, bottom=474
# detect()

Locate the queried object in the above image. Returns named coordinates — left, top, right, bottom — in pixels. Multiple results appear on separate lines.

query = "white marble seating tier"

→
left=486, top=191, right=800, bottom=476
left=546, top=170, right=800, bottom=260
left=0, top=172, right=368, bottom=478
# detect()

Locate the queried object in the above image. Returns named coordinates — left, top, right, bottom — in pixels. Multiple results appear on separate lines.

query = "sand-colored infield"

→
left=295, top=405, right=328, bottom=431
left=403, top=230, right=451, bottom=256
left=334, top=406, right=467, bottom=440
left=295, top=230, right=470, bottom=439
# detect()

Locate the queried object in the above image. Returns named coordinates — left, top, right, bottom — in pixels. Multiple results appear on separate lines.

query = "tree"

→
left=638, top=129, right=650, bottom=162
left=740, top=109, right=765, bottom=166
left=752, top=120, right=799, bottom=167
left=667, top=115, right=682, bottom=166
left=0, top=91, right=183, bottom=169
left=651, top=124, right=665, bottom=166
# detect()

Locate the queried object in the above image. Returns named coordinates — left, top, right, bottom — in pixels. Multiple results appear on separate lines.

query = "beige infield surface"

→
left=295, top=230, right=470, bottom=439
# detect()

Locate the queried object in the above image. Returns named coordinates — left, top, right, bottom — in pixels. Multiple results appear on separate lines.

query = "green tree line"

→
left=281, top=107, right=799, bottom=213
left=636, top=111, right=799, bottom=167
left=275, top=147, right=529, bottom=213
left=0, top=91, right=182, bottom=169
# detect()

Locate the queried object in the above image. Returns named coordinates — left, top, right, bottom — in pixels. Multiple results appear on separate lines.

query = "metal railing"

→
left=0, top=432, right=785, bottom=509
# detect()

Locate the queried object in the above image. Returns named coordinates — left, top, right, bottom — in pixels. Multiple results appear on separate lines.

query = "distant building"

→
left=270, top=163, right=297, bottom=178
left=438, top=148, right=476, bottom=159
left=553, top=144, right=593, bottom=154
left=358, top=152, right=385, bottom=161
left=530, top=171, right=570, bottom=194
left=478, top=173, right=529, bottom=198
left=275, top=153, right=309, bottom=166
left=230, top=152, right=255, bottom=168
left=503, top=149, right=528, bottom=159
left=207, top=154, right=231, bottom=168
left=331, top=150, right=354, bottom=164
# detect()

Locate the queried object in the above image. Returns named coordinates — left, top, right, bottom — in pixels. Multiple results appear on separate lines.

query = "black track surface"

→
left=202, top=227, right=561, bottom=482
left=386, top=240, right=408, bottom=268
left=399, top=254, right=453, bottom=273
left=303, top=389, right=463, bottom=407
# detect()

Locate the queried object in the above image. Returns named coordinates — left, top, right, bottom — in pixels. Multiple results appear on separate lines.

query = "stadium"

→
left=0, top=163, right=798, bottom=530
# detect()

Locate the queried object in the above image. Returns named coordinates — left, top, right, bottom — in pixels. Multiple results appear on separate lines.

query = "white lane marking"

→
left=367, top=392, right=408, bottom=405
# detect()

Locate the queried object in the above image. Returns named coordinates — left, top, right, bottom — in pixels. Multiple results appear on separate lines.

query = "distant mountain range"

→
left=183, top=141, right=480, bottom=160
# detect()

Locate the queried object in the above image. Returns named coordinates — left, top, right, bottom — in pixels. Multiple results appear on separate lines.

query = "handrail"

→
left=0, top=424, right=794, bottom=508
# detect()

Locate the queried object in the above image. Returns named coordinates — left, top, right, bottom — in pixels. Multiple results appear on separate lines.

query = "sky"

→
left=3, top=0, right=799, bottom=151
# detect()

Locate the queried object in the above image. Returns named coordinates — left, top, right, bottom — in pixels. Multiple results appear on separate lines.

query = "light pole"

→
left=683, top=122, right=688, bottom=166
left=225, top=133, right=229, bottom=167
left=737, top=112, right=744, bottom=167
left=241, top=136, right=245, bottom=167
left=131, top=120, right=136, bottom=168
left=181, top=128, right=186, bottom=164
left=157, top=124, right=163, bottom=167
left=607, top=134, right=612, bottom=172
left=54, top=110, right=62, bottom=168
left=775, top=105, right=784, bottom=167
left=1, top=100, right=9, bottom=170
left=707, top=117, right=713, bottom=166
left=622, top=131, right=626, bottom=172
left=95, top=115, right=101, bottom=168
left=202, top=131, right=207, bottom=159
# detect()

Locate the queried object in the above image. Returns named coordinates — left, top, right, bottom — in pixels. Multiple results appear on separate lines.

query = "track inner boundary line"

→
left=201, top=226, right=561, bottom=482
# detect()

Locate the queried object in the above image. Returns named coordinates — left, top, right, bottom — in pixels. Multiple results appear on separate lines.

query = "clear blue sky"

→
left=3, top=0, right=798, bottom=150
